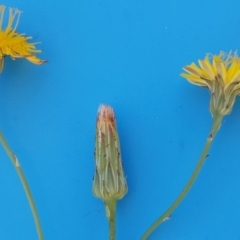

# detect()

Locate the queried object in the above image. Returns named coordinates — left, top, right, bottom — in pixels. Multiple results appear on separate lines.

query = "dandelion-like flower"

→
left=141, top=51, right=240, bottom=239
left=0, top=6, right=46, bottom=73
left=181, top=51, right=240, bottom=116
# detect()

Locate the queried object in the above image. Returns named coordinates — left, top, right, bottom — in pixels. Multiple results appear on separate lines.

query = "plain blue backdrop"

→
left=1, top=0, right=240, bottom=239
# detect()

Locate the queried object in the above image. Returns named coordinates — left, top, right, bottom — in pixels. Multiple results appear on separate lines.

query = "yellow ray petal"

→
left=198, top=57, right=216, bottom=80
left=226, top=59, right=240, bottom=83
left=229, top=69, right=240, bottom=83
left=183, top=65, right=201, bottom=77
left=180, top=73, right=209, bottom=87
left=213, top=59, right=226, bottom=84
left=26, top=55, right=47, bottom=65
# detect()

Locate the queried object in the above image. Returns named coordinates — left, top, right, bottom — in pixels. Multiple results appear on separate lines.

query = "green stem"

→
left=0, top=130, right=44, bottom=240
left=141, top=114, right=223, bottom=240
left=105, top=200, right=117, bottom=240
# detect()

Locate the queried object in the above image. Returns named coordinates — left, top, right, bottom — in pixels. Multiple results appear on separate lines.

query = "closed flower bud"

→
left=93, top=104, right=127, bottom=201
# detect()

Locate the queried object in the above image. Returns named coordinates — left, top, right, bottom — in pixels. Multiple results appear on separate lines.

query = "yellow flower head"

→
left=0, top=6, right=46, bottom=73
left=181, top=51, right=240, bottom=116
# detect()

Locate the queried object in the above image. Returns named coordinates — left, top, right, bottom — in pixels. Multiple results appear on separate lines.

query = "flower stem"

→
left=0, top=130, right=44, bottom=240
left=105, top=200, right=117, bottom=240
left=141, top=114, right=223, bottom=240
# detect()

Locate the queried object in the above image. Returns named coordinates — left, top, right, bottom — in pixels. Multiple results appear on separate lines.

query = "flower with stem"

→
left=93, top=104, right=128, bottom=240
left=0, top=5, right=45, bottom=240
left=141, top=51, right=240, bottom=239
left=0, top=5, right=46, bottom=73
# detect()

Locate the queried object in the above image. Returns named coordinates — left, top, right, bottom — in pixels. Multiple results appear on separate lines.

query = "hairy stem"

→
left=0, top=130, right=44, bottom=240
left=141, top=114, right=223, bottom=240
left=105, top=200, right=117, bottom=240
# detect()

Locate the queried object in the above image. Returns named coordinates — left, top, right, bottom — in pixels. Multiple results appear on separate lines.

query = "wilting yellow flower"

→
left=181, top=51, right=240, bottom=116
left=93, top=104, right=127, bottom=201
left=0, top=6, right=46, bottom=73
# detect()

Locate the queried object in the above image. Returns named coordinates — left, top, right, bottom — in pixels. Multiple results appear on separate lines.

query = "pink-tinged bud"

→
left=93, top=104, right=128, bottom=201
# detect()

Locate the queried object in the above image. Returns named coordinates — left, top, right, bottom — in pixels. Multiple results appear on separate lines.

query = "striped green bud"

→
left=93, top=104, right=127, bottom=201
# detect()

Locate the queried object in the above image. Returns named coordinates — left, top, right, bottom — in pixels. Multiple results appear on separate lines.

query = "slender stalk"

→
left=141, top=114, right=223, bottom=240
left=0, top=130, right=44, bottom=240
left=105, top=200, right=117, bottom=240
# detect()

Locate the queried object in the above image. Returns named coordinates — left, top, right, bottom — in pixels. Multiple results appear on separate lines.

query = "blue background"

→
left=1, top=0, right=240, bottom=239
